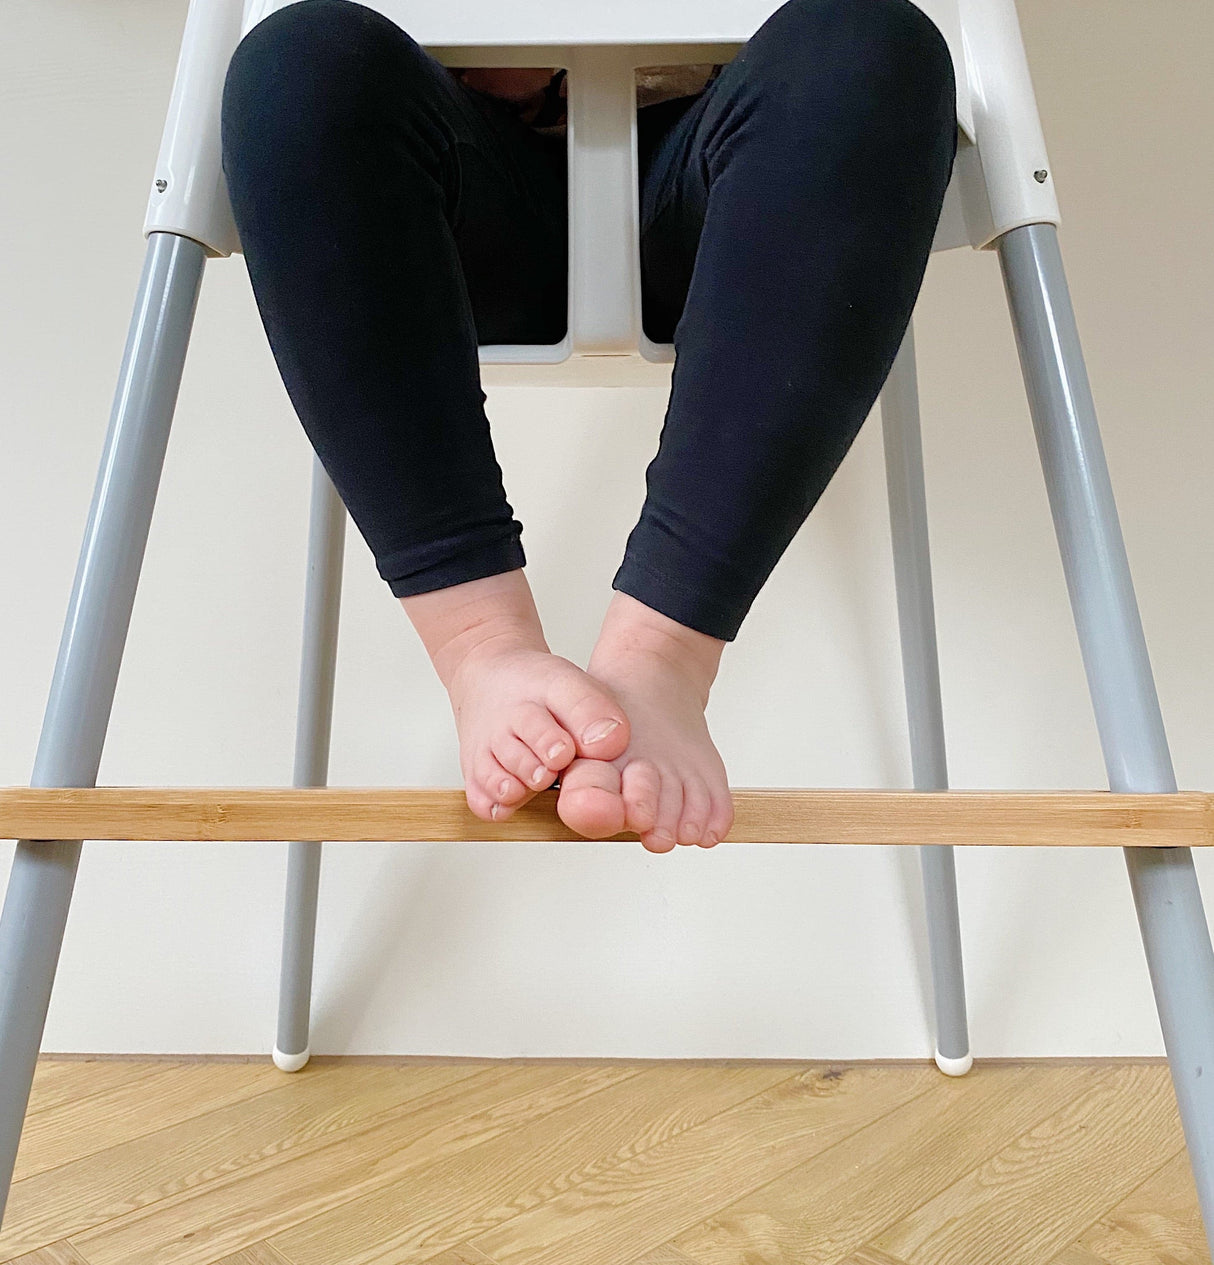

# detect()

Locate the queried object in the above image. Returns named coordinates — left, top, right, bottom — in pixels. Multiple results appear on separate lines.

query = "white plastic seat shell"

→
left=145, top=0, right=1058, bottom=381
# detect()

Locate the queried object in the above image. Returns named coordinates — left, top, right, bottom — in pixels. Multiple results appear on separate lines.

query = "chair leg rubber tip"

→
left=934, top=1049, right=974, bottom=1077
left=273, top=1044, right=310, bottom=1073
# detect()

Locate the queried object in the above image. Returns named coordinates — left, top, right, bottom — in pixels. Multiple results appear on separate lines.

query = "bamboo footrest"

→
left=2, top=787, right=1211, bottom=846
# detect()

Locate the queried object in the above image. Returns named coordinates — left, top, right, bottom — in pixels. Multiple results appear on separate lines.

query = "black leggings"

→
left=221, top=0, right=956, bottom=641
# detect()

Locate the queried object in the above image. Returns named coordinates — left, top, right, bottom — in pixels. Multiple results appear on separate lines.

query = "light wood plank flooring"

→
left=1, top=1058, right=1207, bottom=1265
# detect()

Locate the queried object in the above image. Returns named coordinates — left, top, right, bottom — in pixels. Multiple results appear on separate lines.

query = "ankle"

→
left=399, top=571, right=548, bottom=691
left=591, top=593, right=724, bottom=705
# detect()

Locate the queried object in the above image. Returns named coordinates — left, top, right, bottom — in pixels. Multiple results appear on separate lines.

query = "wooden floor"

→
left=1, top=1058, right=1208, bottom=1265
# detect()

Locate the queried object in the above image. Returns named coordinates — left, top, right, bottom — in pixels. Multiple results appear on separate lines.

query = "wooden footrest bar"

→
left=2, top=787, right=1211, bottom=846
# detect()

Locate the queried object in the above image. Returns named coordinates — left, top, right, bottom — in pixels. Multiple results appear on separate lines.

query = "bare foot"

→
left=401, top=571, right=630, bottom=821
left=557, top=594, right=733, bottom=853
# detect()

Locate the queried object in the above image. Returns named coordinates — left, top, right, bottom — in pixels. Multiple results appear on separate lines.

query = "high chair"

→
left=2, top=0, right=1212, bottom=1249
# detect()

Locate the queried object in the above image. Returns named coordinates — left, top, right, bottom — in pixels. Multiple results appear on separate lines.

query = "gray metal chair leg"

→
left=0, top=232, right=206, bottom=1226
left=880, top=321, right=972, bottom=1077
left=999, top=221, right=1214, bottom=1252
left=273, top=457, right=346, bottom=1073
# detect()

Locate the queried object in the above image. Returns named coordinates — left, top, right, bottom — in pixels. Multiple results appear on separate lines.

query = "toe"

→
left=620, top=760, right=661, bottom=836
left=556, top=757, right=626, bottom=839
left=512, top=702, right=576, bottom=772
left=547, top=672, right=630, bottom=761
left=677, top=777, right=711, bottom=846
left=704, top=788, right=735, bottom=848
left=641, top=774, right=683, bottom=854
left=493, top=732, right=556, bottom=793
left=476, top=753, right=530, bottom=810
left=464, top=780, right=508, bottom=823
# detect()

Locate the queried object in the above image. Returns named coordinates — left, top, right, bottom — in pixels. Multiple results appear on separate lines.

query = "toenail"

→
left=582, top=718, right=620, bottom=745
left=704, top=831, right=719, bottom=846
left=545, top=741, right=566, bottom=762
left=531, top=766, right=548, bottom=785
left=491, top=803, right=502, bottom=821
left=498, top=779, right=512, bottom=798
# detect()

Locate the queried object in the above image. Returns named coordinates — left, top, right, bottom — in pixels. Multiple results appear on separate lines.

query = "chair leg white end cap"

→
left=934, top=1049, right=974, bottom=1077
left=273, top=1045, right=310, bottom=1073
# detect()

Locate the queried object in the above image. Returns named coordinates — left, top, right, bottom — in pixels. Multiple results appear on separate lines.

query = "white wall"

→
left=1, top=0, right=1211, bottom=1059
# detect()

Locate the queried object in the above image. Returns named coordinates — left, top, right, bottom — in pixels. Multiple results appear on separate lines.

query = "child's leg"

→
left=558, top=0, right=958, bottom=849
left=221, top=0, right=629, bottom=819
left=221, top=0, right=560, bottom=595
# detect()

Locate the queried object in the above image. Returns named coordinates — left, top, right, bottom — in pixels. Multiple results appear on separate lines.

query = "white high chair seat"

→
left=147, top=0, right=1057, bottom=383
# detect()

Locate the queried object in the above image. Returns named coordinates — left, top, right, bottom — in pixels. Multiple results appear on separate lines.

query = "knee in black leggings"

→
left=751, top=0, right=955, bottom=94
left=728, top=0, right=957, bottom=163
left=221, top=0, right=451, bottom=194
